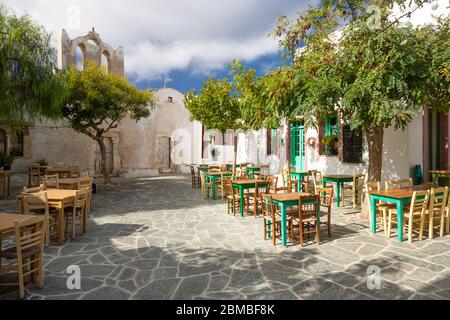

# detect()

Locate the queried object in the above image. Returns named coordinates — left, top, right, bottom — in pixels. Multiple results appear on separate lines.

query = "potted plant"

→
left=322, top=135, right=338, bottom=155
left=211, top=147, right=219, bottom=161
left=0, top=155, right=15, bottom=171
left=36, top=159, right=48, bottom=166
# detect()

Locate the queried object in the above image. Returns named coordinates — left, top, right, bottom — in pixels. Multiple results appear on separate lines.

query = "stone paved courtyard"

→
left=1, top=175, right=450, bottom=300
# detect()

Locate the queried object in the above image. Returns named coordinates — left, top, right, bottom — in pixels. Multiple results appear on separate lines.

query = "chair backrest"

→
left=409, top=190, right=429, bottom=215
left=254, top=181, right=269, bottom=198
left=74, top=188, right=88, bottom=209
left=309, top=170, right=322, bottom=193
left=236, top=168, right=245, bottom=179
left=298, top=195, right=320, bottom=219
left=209, top=168, right=221, bottom=173
left=429, top=187, right=449, bottom=214
left=316, top=187, right=334, bottom=209
left=224, top=179, right=234, bottom=197
left=23, top=192, right=49, bottom=217
left=265, top=176, right=279, bottom=193
left=281, top=168, right=292, bottom=189
left=365, top=181, right=381, bottom=192
left=14, top=215, right=47, bottom=267
left=353, top=174, right=366, bottom=190
left=79, top=176, right=93, bottom=190
left=22, top=185, right=46, bottom=194
left=261, top=194, right=276, bottom=218
left=386, top=178, right=413, bottom=189
left=43, top=174, right=59, bottom=189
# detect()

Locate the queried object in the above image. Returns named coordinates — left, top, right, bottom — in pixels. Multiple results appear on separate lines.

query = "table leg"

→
left=239, top=186, right=245, bottom=217
left=212, top=177, right=216, bottom=200
left=336, top=182, right=341, bottom=207
left=396, top=201, right=404, bottom=242
left=370, top=195, right=377, bottom=234
left=281, top=204, right=287, bottom=247
left=82, top=204, right=88, bottom=234
left=58, top=206, right=65, bottom=244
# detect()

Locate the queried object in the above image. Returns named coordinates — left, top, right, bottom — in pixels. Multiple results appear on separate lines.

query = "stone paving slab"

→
left=1, top=175, right=449, bottom=300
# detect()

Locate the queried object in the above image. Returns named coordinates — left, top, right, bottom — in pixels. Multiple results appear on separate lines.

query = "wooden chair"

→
left=385, top=178, right=413, bottom=190
left=342, top=174, right=365, bottom=208
left=365, top=181, right=389, bottom=235
left=445, top=195, right=450, bottom=235
left=248, top=181, right=270, bottom=217
left=225, top=181, right=249, bottom=216
left=65, top=188, right=88, bottom=239
left=288, top=195, right=321, bottom=247
left=265, top=176, right=279, bottom=194
left=22, top=185, right=46, bottom=194
left=420, top=187, right=448, bottom=240
left=79, top=176, right=93, bottom=215
left=200, top=171, right=213, bottom=199
left=309, top=170, right=323, bottom=194
left=281, top=168, right=297, bottom=193
left=29, top=165, right=45, bottom=187
left=261, top=194, right=291, bottom=246
left=217, top=174, right=233, bottom=200
left=0, top=215, right=47, bottom=299
left=316, top=187, right=333, bottom=238
left=387, top=190, right=429, bottom=242
left=43, top=174, right=59, bottom=189
left=22, top=192, right=57, bottom=245
left=189, top=166, right=198, bottom=188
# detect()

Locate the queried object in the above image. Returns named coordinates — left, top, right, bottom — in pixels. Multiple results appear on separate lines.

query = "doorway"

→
left=157, top=136, right=172, bottom=170
left=290, top=121, right=305, bottom=172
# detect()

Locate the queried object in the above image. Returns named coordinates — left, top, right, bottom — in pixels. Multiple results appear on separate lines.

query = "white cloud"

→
left=3, top=0, right=309, bottom=80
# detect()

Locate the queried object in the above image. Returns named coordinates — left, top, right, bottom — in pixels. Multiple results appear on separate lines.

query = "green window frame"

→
left=325, top=115, right=339, bottom=156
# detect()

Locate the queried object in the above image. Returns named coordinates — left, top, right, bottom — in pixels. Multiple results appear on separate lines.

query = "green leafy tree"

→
left=184, top=77, right=243, bottom=165
left=62, top=63, right=156, bottom=184
left=0, top=5, right=66, bottom=124
left=270, top=0, right=449, bottom=181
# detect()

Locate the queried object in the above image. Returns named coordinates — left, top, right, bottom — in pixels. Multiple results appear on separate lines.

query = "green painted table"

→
left=233, top=179, right=269, bottom=217
left=290, top=171, right=309, bottom=192
left=430, top=170, right=450, bottom=187
left=195, top=166, right=210, bottom=178
left=369, top=185, right=433, bottom=242
left=205, top=172, right=233, bottom=200
left=270, top=193, right=319, bottom=247
left=322, top=175, right=353, bottom=207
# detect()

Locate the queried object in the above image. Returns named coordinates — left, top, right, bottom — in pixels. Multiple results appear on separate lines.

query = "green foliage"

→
left=0, top=5, right=67, bottom=125
left=184, top=77, right=242, bottom=133
left=36, top=159, right=48, bottom=166
left=0, top=154, right=15, bottom=169
left=62, top=62, right=156, bottom=139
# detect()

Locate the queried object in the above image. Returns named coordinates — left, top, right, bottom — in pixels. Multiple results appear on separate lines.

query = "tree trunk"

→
left=96, top=137, right=112, bottom=185
left=360, top=126, right=384, bottom=220
left=233, top=133, right=238, bottom=172
left=365, top=126, right=384, bottom=182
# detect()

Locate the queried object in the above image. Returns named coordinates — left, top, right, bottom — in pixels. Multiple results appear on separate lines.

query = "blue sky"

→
left=3, top=0, right=316, bottom=92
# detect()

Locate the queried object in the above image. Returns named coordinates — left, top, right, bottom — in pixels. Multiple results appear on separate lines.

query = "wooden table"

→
left=270, top=193, right=318, bottom=247
left=17, top=189, right=78, bottom=244
left=322, top=175, right=354, bottom=207
left=0, top=171, right=11, bottom=199
left=204, top=172, right=233, bottom=200
left=369, top=185, right=433, bottom=242
left=430, top=170, right=450, bottom=187
left=46, top=167, right=80, bottom=178
left=232, top=179, right=269, bottom=217
left=0, top=213, right=45, bottom=236
left=290, top=171, right=309, bottom=192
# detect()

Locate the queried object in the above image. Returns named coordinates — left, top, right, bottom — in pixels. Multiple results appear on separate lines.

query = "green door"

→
left=290, top=121, right=305, bottom=171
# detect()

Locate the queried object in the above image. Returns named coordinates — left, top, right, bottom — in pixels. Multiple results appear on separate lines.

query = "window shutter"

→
left=341, top=124, right=363, bottom=163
